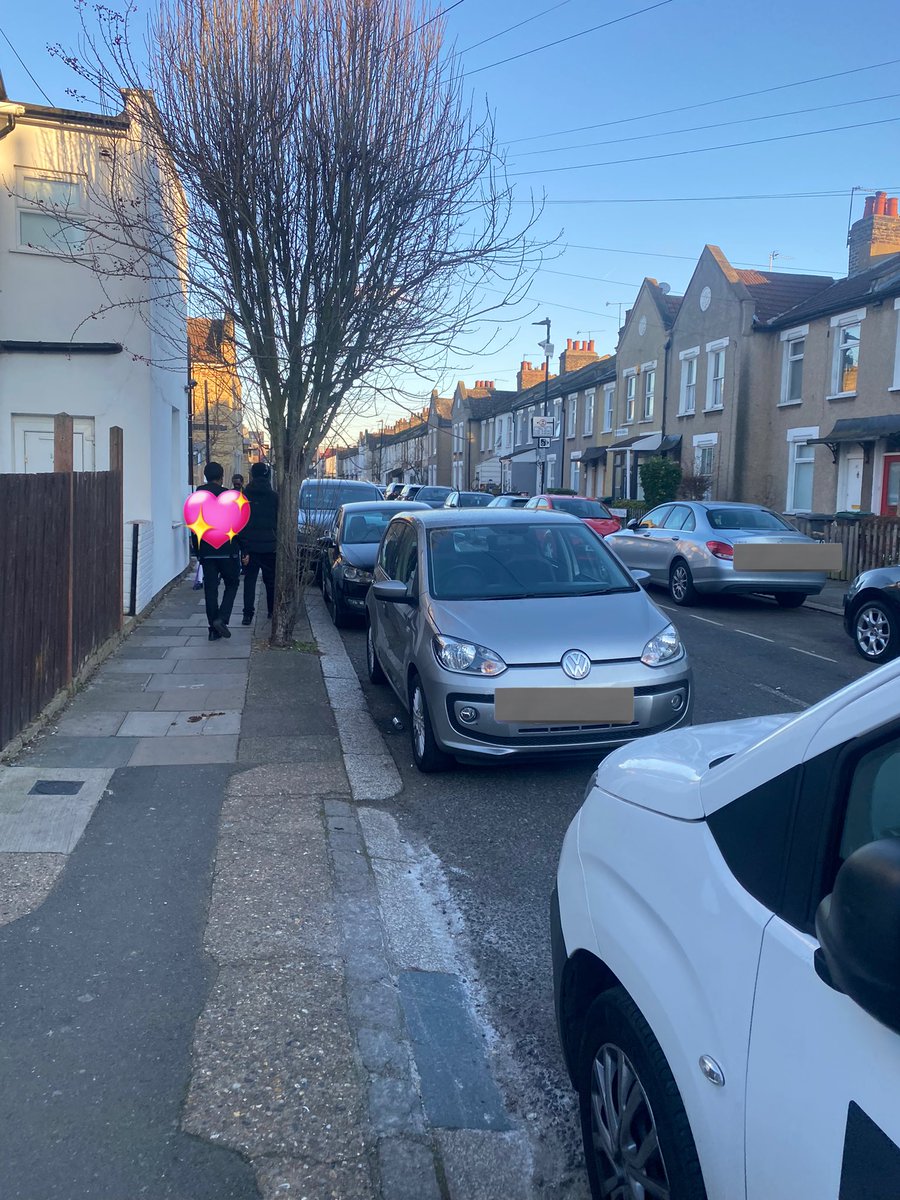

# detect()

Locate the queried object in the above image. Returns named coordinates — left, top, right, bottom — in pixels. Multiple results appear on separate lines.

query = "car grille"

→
left=515, top=720, right=640, bottom=735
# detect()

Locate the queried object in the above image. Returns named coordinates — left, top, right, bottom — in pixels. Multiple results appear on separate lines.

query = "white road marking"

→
left=735, top=629, right=775, bottom=643
left=790, top=646, right=838, bottom=663
left=690, top=614, right=724, bottom=626
left=753, top=683, right=808, bottom=708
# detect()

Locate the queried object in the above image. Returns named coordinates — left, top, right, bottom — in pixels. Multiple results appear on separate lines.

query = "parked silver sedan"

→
left=606, top=500, right=828, bottom=607
left=365, top=509, right=693, bottom=772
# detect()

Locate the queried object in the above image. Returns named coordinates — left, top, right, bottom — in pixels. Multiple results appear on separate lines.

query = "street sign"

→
left=538, top=437, right=551, bottom=448
left=531, top=415, right=554, bottom=439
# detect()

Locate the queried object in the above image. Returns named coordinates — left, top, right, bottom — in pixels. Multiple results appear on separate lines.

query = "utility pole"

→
left=532, top=317, right=552, bottom=493
left=203, top=379, right=211, bottom=464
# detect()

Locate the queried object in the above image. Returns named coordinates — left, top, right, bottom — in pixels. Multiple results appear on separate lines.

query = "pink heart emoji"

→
left=183, top=489, right=251, bottom=549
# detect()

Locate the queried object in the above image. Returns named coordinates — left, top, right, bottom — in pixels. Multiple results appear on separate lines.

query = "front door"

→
left=839, top=450, right=864, bottom=512
left=880, top=455, right=900, bottom=516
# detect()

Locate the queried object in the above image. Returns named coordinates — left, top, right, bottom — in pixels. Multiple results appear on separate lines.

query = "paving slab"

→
left=20, top=736, right=139, bottom=768
left=145, top=673, right=249, bottom=691
left=128, top=736, right=239, bottom=766
left=54, top=712, right=126, bottom=737
left=154, top=687, right=247, bottom=711
left=129, top=635, right=190, bottom=648
left=118, top=711, right=183, bottom=738
left=0, top=768, right=113, bottom=853
left=165, top=643, right=252, bottom=660
left=106, top=657, right=176, bottom=674
left=173, top=658, right=251, bottom=675
left=117, top=646, right=171, bottom=660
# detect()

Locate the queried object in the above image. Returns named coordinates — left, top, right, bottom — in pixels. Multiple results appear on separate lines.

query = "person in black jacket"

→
left=190, top=461, right=241, bottom=640
left=239, top=461, right=279, bottom=625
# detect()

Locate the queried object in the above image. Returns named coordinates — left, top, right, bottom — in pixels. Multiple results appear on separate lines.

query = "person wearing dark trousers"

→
left=191, top=461, right=241, bottom=640
left=239, top=461, right=278, bottom=625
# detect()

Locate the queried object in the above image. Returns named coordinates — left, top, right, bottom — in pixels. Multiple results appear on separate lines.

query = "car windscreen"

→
left=427, top=522, right=636, bottom=600
left=341, top=510, right=395, bottom=544
left=551, top=497, right=611, bottom=519
left=417, top=488, right=451, bottom=502
left=706, top=507, right=794, bottom=532
left=300, top=482, right=380, bottom=510
left=458, top=493, right=494, bottom=507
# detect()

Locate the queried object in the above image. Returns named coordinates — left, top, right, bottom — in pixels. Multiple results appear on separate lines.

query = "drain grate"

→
left=29, top=780, right=85, bottom=796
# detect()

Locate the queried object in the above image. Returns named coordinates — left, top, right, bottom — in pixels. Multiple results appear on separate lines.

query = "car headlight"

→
left=641, top=623, right=683, bottom=667
left=343, top=566, right=373, bottom=584
left=433, top=634, right=507, bottom=676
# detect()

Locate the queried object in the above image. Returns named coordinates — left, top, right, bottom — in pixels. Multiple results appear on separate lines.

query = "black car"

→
left=843, top=565, right=900, bottom=663
left=383, top=483, right=404, bottom=500
left=414, top=486, right=453, bottom=509
left=442, top=490, right=495, bottom=509
left=398, top=484, right=422, bottom=502
left=319, top=500, right=429, bottom=626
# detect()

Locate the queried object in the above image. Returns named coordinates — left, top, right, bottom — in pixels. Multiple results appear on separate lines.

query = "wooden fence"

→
left=788, top=515, right=900, bottom=580
left=0, top=418, right=123, bottom=752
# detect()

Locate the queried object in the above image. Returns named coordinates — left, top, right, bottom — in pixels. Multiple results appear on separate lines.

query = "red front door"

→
left=881, top=455, right=900, bottom=516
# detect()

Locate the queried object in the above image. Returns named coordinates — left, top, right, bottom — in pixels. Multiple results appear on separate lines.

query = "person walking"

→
left=191, top=462, right=241, bottom=640
left=239, top=462, right=278, bottom=625
left=231, top=473, right=245, bottom=493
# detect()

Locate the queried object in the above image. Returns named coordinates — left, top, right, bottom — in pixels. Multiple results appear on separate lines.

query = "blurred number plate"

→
left=732, top=542, right=843, bottom=573
left=494, top=687, right=635, bottom=724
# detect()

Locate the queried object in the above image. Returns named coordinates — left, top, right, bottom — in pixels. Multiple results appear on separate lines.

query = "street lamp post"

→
left=532, top=317, right=552, bottom=493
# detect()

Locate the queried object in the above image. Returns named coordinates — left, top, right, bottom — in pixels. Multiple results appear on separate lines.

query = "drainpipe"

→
left=0, top=102, right=25, bottom=140
left=661, top=335, right=671, bottom=443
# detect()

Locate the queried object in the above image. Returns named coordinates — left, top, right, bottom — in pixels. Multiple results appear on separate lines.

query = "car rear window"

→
left=551, top=497, right=612, bottom=519
left=426, top=521, right=635, bottom=600
left=300, top=481, right=381, bottom=509
left=417, top=487, right=451, bottom=502
left=458, top=493, right=494, bottom=507
left=706, top=507, right=794, bottom=531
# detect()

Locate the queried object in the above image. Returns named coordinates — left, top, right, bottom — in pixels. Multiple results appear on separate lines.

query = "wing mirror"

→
left=626, top=518, right=640, bottom=531
left=317, top=535, right=335, bottom=548
left=631, top=569, right=650, bottom=586
left=372, top=579, right=417, bottom=605
left=814, top=838, right=900, bottom=1035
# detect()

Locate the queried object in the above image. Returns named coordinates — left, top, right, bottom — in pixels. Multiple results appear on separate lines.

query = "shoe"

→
left=212, top=618, right=231, bottom=639
left=241, top=615, right=253, bottom=626
left=208, top=629, right=221, bottom=641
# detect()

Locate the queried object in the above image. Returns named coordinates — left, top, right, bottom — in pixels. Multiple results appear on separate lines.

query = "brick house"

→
left=424, top=391, right=452, bottom=486
left=187, top=314, right=243, bottom=484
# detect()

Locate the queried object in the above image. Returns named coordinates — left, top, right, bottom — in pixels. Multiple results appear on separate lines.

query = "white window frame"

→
left=553, top=397, right=562, bottom=438
left=779, top=324, right=808, bottom=406
left=480, top=422, right=486, bottom=452
left=785, top=426, right=819, bottom=514
left=602, top=385, right=615, bottom=433
left=893, top=298, right=900, bottom=392
left=705, top=338, right=728, bottom=411
left=679, top=348, right=699, bottom=415
left=583, top=390, right=595, bottom=437
left=692, top=431, right=718, bottom=499
left=566, top=395, right=577, bottom=438
left=570, top=456, right=581, bottom=492
left=624, top=370, right=637, bottom=423
left=16, top=168, right=89, bottom=255
left=829, top=309, right=866, bottom=398
left=642, top=365, right=656, bottom=421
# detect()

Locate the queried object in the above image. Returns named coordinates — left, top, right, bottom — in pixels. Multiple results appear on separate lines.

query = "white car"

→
left=553, top=659, right=900, bottom=1200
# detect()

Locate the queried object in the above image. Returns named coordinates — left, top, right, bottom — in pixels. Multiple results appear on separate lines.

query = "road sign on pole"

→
left=538, top=437, right=551, bottom=448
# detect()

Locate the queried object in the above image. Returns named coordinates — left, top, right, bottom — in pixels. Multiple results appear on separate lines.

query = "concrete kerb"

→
left=306, top=593, right=403, bottom=803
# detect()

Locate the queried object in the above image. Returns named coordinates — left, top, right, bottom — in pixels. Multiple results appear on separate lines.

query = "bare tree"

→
left=51, top=0, right=542, bottom=644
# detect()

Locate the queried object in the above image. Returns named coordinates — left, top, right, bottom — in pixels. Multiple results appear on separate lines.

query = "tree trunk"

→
left=271, top=454, right=305, bottom=647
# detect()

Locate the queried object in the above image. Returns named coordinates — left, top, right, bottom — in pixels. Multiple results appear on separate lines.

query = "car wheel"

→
left=409, top=673, right=452, bottom=773
left=577, top=987, right=707, bottom=1200
left=668, top=559, right=698, bottom=606
left=327, top=575, right=349, bottom=628
left=852, top=598, right=899, bottom=663
left=775, top=592, right=806, bottom=609
left=366, top=621, right=386, bottom=684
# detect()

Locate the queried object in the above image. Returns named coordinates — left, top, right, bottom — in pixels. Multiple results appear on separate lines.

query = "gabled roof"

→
left=431, top=395, right=452, bottom=420
left=188, top=316, right=232, bottom=364
left=766, top=253, right=900, bottom=327
left=701, top=245, right=834, bottom=323
left=647, top=280, right=683, bottom=327
left=468, top=391, right=517, bottom=420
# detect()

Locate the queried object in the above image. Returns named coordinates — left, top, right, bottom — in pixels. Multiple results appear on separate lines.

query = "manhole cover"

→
left=29, top=780, right=84, bottom=796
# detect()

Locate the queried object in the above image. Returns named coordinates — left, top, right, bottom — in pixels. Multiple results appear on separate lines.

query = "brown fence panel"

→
left=790, top=516, right=900, bottom=579
left=0, top=473, right=71, bottom=750
left=72, top=472, right=122, bottom=670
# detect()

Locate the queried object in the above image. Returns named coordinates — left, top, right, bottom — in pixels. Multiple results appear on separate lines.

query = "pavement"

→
left=0, top=576, right=535, bottom=1199
left=806, top=576, right=845, bottom=615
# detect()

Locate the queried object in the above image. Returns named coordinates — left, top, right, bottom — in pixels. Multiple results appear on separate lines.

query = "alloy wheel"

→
left=670, top=565, right=689, bottom=603
left=411, top=685, right=427, bottom=760
left=589, top=1043, right=670, bottom=1199
left=856, top=605, right=891, bottom=659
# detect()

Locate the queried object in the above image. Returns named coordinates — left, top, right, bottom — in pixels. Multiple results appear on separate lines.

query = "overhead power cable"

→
left=506, top=56, right=900, bottom=144
left=508, top=115, right=900, bottom=176
left=511, top=91, right=900, bottom=159
left=460, top=0, right=576, bottom=54
left=507, top=187, right=900, bottom=205
left=464, top=0, right=674, bottom=76
left=405, top=0, right=466, bottom=38
left=561, top=242, right=842, bottom=275
left=0, top=24, right=54, bottom=105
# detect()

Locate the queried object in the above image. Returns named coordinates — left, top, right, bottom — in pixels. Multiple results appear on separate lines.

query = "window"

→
left=833, top=322, right=861, bottom=396
left=516, top=409, right=527, bottom=446
left=625, top=375, right=636, bottom=423
left=780, top=327, right=807, bottom=405
left=706, top=344, right=726, bottom=409
left=643, top=370, right=655, bottom=420
left=378, top=520, right=408, bottom=577
left=583, top=390, right=595, bottom=436
left=893, top=298, right=900, bottom=391
left=552, top=398, right=562, bottom=438
left=693, top=432, right=717, bottom=499
left=570, top=457, right=581, bottom=492
left=663, top=505, right=695, bottom=531
left=840, top=734, right=900, bottom=862
left=480, top=422, right=486, bottom=452
left=395, top=526, right=420, bottom=590
left=566, top=396, right=577, bottom=437
left=17, top=171, right=88, bottom=253
left=786, top=428, right=818, bottom=512
left=602, top=386, right=615, bottom=433
left=679, top=352, right=698, bottom=415
left=697, top=445, right=714, bottom=477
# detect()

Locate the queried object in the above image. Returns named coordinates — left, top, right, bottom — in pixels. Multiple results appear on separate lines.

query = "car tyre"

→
left=409, top=673, right=452, bottom=773
left=325, top=572, right=349, bottom=628
left=577, top=987, right=707, bottom=1200
left=775, top=592, right=806, bottom=609
left=851, top=598, right=899, bottom=663
left=668, top=559, right=698, bottom=606
left=366, top=621, right=387, bottom=684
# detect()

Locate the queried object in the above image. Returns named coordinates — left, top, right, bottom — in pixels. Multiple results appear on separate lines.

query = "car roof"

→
left=339, top=500, right=430, bottom=513
left=396, top=507, right=581, bottom=527
left=538, top=494, right=603, bottom=502
left=302, top=478, right=377, bottom=488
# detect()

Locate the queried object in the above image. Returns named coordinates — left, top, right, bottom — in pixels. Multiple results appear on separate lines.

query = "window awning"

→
left=807, top=416, right=900, bottom=463
left=609, top=430, right=672, bottom=453
left=579, top=446, right=607, bottom=464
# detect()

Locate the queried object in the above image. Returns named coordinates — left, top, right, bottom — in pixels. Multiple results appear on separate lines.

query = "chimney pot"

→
left=567, top=338, right=573, bottom=350
left=875, top=191, right=887, bottom=216
left=588, top=340, right=595, bottom=351
left=888, top=197, right=899, bottom=218
left=864, top=195, right=876, bottom=218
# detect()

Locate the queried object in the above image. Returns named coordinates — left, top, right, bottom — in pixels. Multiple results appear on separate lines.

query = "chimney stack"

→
left=516, top=359, right=556, bottom=391
left=559, top=335, right=601, bottom=375
left=848, top=190, right=900, bottom=275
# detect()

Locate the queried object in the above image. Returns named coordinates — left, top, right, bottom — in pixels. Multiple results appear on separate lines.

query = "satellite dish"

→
left=659, top=282, right=671, bottom=294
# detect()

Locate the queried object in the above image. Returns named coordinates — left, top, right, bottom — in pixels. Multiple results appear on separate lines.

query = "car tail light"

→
left=706, top=540, right=734, bottom=560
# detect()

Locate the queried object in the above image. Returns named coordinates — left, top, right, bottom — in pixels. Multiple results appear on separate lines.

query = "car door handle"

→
left=670, top=536, right=679, bottom=541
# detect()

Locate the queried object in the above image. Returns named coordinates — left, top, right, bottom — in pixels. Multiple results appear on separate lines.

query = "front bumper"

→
left=338, top=577, right=373, bottom=612
left=420, top=657, right=693, bottom=760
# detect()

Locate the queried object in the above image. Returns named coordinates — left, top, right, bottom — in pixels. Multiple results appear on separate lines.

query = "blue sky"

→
left=3, top=0, right=900, bottom=428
